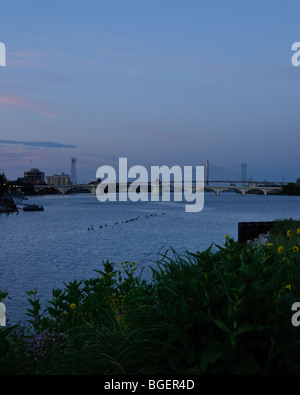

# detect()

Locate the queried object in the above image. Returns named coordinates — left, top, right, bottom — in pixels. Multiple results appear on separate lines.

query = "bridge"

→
left=33, top=160, right=289, bottom=196
left=34, top=184, right=97, bottom=195
left=33, top=180, right=286, bottom=196
left=203, top=181, right=285, bottom=195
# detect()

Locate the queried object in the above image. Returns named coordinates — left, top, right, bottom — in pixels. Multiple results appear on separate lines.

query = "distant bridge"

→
left=34, top=184, right=97, bottom=195
left=203, top=180, right=286, bottom=196
left=33, top=180, right=287, bottom=196
left=204, top=185, right=282, bottom=196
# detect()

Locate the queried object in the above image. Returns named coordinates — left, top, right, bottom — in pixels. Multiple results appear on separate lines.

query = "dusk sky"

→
left=1, top=0, right=300, bottom=183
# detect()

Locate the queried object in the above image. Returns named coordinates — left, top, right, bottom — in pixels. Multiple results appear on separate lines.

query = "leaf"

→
left=229, top=354, right=261, bottom=375
left=200, top=341, right=226, bottom=371
left=215, top=268, right=234, bottom=303
left=0, top=332, right=10, bottom=354
left=211, top=317, right=231, bottom=335
left=235, top=323, right=255, bottom=336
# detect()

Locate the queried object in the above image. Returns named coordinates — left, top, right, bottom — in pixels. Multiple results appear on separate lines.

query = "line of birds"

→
left=87, top=212, right=166, bottom=230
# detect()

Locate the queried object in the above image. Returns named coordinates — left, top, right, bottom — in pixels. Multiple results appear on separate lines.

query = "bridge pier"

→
left=205, top=187, right=221, bottom=195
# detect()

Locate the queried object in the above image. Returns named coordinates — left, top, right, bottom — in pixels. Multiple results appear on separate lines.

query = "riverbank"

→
left=1, top=219, right=300, bottom=375
left=282, top=183, right=300, bottom=196
left=0, top=171, right=18, bottom=214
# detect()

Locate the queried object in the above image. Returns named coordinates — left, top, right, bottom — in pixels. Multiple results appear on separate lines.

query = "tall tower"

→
left=205, top=160, right=209, bottom=185
left=241, top=163, right=247, bottom=185
left=70, top=157, right=78, bottom=185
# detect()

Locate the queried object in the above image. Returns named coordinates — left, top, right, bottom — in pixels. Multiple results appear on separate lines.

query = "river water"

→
left=1, top=192, right=300, bottom=324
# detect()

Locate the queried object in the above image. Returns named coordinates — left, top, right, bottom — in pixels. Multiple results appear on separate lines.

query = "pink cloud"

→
left=9, top=50, right=43, bottom=68
left=0, top=94, right=26, bottom=107
left=0, top=94, right=59, bottom=118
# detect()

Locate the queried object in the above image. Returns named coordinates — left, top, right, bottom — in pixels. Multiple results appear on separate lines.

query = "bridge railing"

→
left=33, top=180, right=285, bottom=196
left=204, top=180, right=288, bottom=186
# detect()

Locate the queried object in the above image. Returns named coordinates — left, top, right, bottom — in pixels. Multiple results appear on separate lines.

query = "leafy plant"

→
left=2, top=223, right=300, bottom=375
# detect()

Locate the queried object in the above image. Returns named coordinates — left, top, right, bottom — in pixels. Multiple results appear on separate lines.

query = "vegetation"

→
left=2, top=219, right=300, bottom=374
left=0, top=172, right=9, bottom=196
left=282, top=183, right=300, bottom=196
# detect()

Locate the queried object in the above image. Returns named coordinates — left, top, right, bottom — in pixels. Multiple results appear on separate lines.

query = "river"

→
left=1, top=192, right=300, bottom=324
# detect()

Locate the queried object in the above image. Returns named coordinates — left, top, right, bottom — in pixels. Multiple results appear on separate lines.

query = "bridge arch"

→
left=34, top=184, right=97, bottom=195
left=65, top=186, right=92, bottom=194
left=34, top=186, right=62, bottom=194
left=235, top=187, right=264, bottom=195
left=204, top=186, right=228, bottom=195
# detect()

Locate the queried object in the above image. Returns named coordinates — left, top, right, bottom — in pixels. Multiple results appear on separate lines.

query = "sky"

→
left=0, top=0, right=300, bottom=183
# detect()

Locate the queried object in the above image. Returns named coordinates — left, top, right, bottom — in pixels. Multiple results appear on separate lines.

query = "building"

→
left=23, top=168, right=45, bottom=184
left=46, top=173, right=72, bottom=186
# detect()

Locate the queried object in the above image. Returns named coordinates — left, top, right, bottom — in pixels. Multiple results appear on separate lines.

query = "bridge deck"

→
left=33, top=182, right=283, bottom=196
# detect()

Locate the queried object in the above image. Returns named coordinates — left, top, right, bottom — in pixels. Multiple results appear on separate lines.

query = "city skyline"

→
left=1, top=1, right=300, bottom=183
left=8, top=158, right=290, bottom=186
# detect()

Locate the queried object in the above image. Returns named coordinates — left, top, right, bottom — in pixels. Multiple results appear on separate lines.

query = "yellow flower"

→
left=297, top=228, right=300, bottom=235
left=225, top=235, right=229, bottom=240
left=268, top=243, right=273, bottom=248
left=286, top=284, right=292, bottom=291
left=277, top=246, right=284, bottom=254
left=287, top=230, right=292, bottom=238
left=293, top=246, right=299, bottom=253
left=70, top=303, right=77, bottom=309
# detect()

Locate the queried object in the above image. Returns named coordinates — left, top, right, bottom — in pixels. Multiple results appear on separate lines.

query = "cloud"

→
left=0, top=140, right=77, bottom=149
left=10, top=50, right=41, bottom=67
left=0, top=151, right=30, bottom=158
left=0, top=94, right=59, bottom=118
left=84, top=153, right=119, bottom=161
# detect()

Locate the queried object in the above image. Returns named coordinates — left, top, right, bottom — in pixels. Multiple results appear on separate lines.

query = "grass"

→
left=1, top=218, right=300, bottom=375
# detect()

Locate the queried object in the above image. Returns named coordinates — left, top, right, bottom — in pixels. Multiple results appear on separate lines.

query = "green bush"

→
left=2, top=222, right=300, bottom=374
